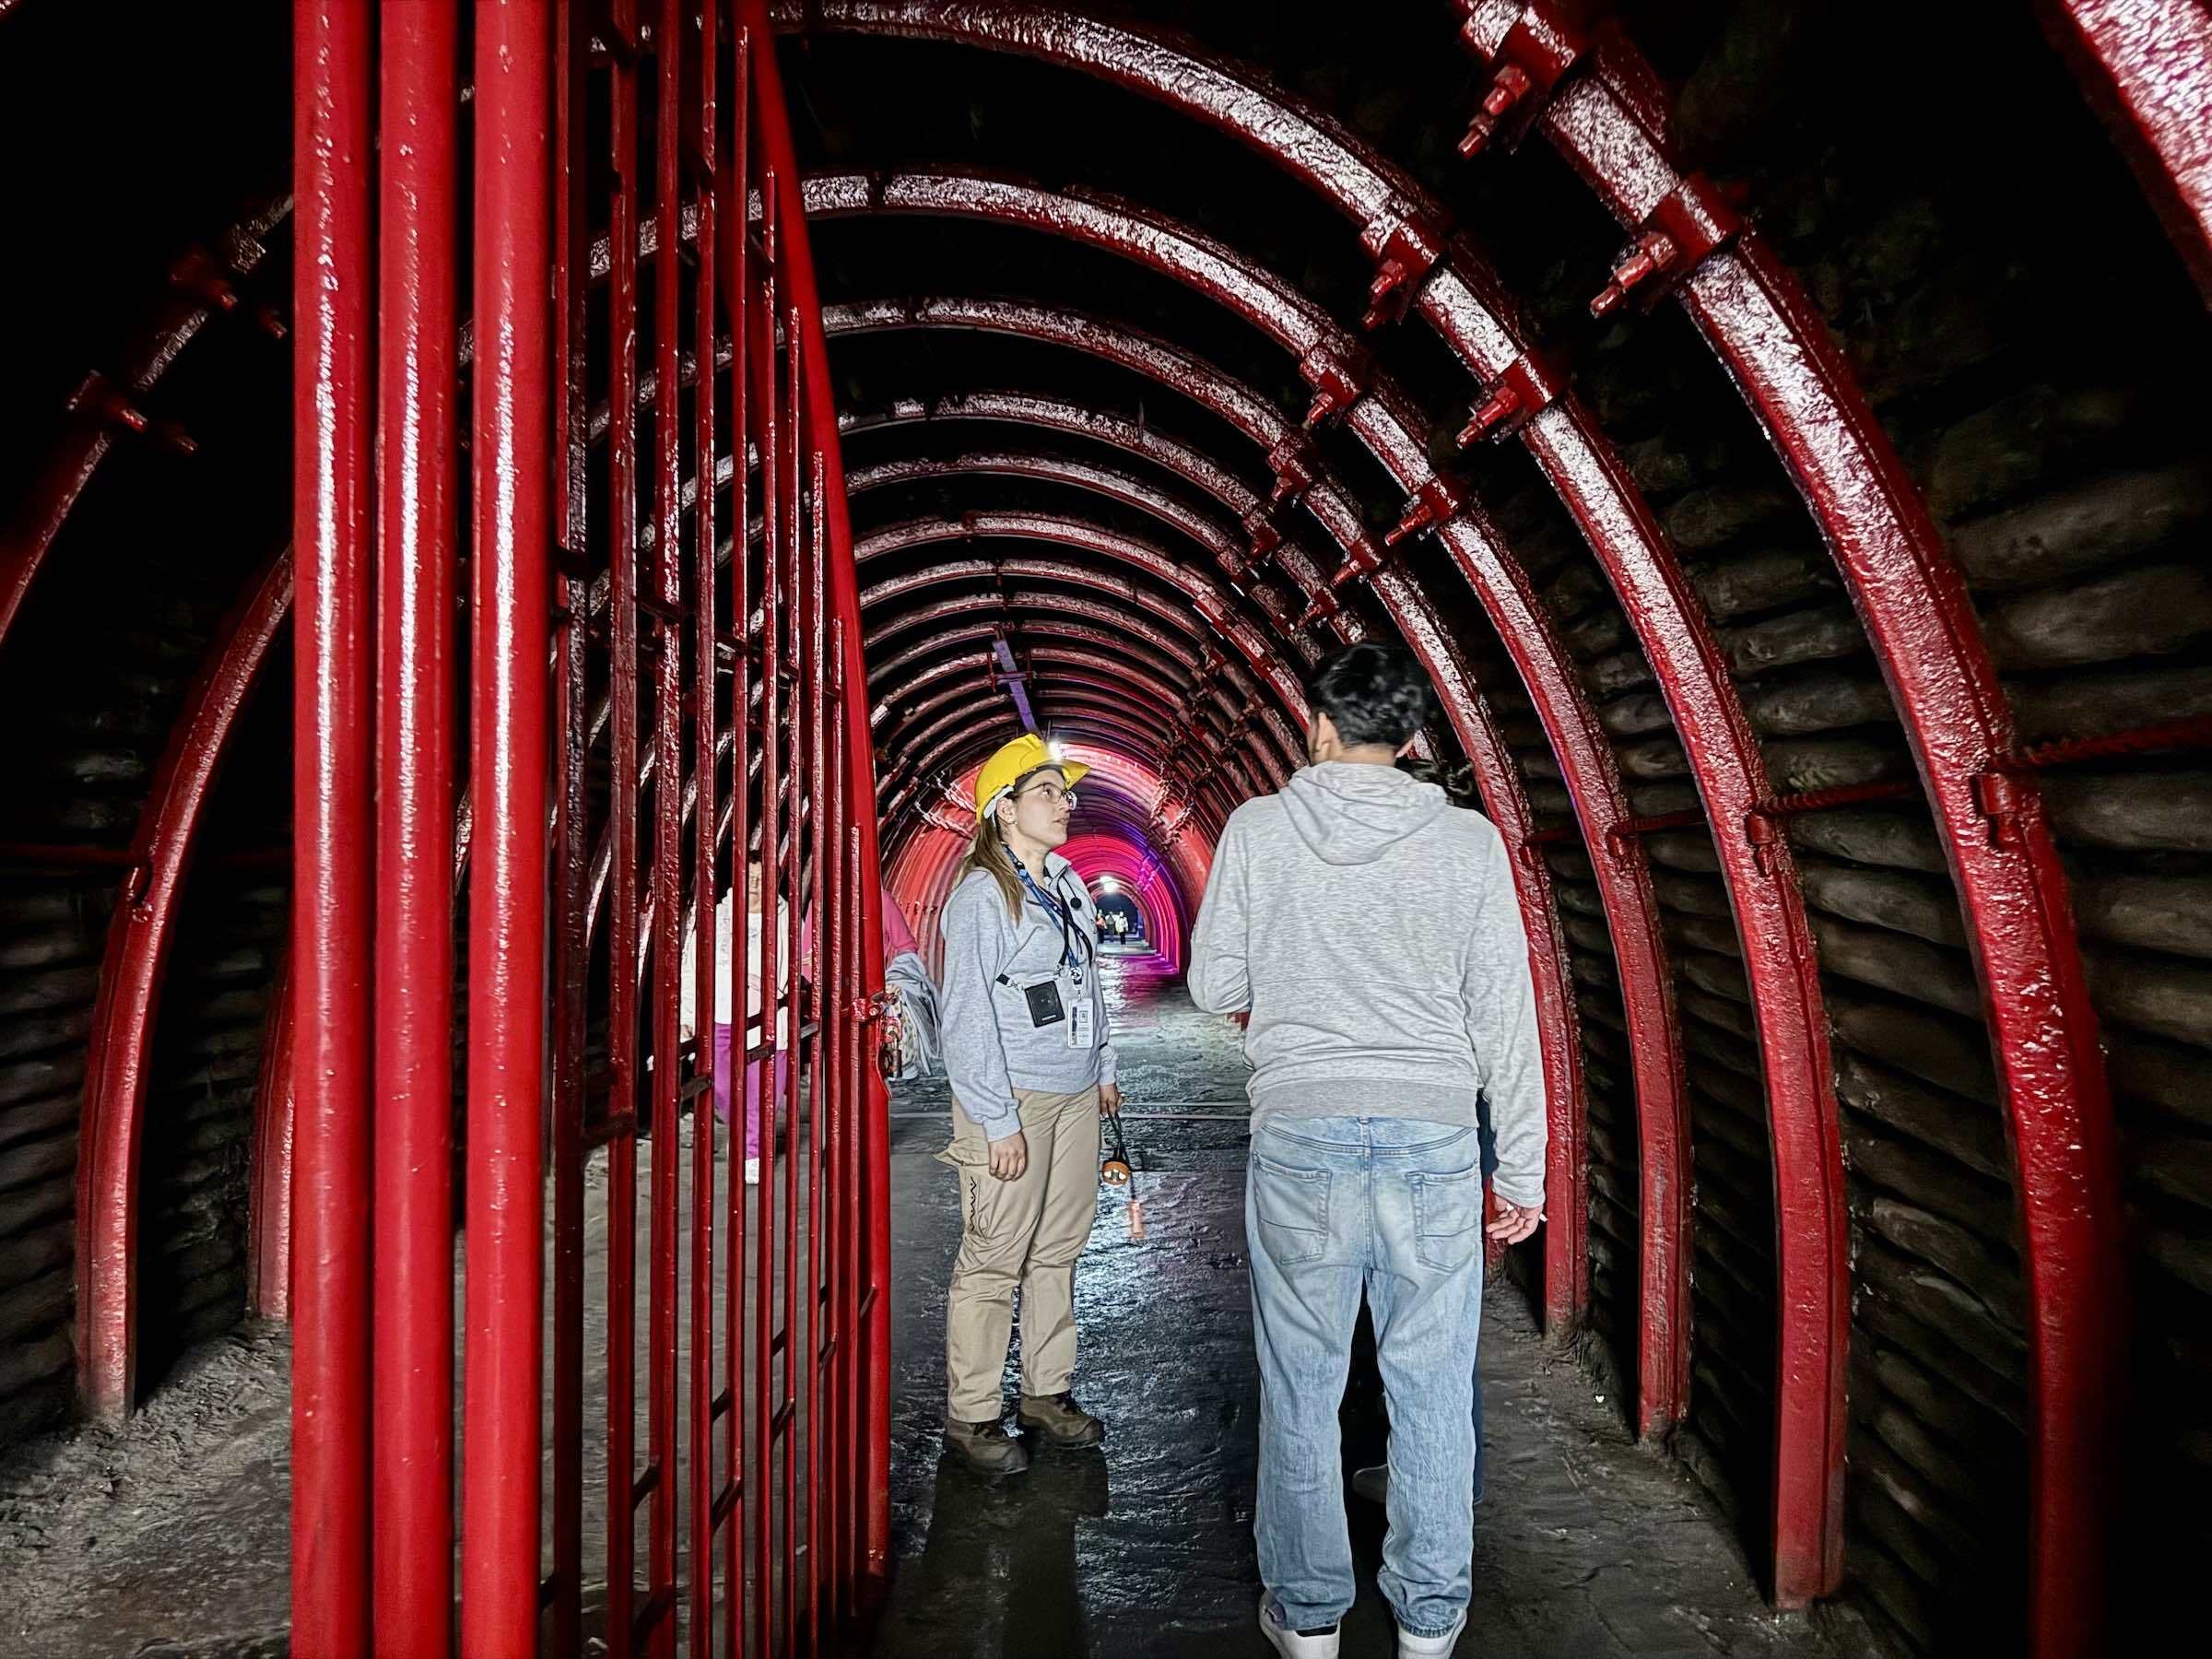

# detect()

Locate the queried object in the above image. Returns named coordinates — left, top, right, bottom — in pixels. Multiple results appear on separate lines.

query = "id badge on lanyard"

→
left=1065, top=971, right=1094, bottom=1050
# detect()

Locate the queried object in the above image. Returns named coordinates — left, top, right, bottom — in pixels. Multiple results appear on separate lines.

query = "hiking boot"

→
left=1017, top=1392, right=1105, bottom=1447
left=944, top=1417, right=1030, bottom=1474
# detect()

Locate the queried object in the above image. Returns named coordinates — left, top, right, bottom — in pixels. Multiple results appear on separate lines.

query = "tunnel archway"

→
left=1, top=4, right=2208, bottom=1655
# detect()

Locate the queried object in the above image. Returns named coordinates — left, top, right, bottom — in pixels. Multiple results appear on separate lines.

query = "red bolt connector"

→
left=1385, top=475, right=1466, bottom=547
left=1460, top=64, right=1532, bottom=158
left=1590, top=232, right=1678, bottom=317
left=1359, top=208, right=1452, bottom=329
left=1455, top=349, right=1568, bottom=449
left=170, top=249, right=241, bottom=314
left=1297, top=338, right=1374, bottom=429
left=1265, top=433, right=1318, bottom=508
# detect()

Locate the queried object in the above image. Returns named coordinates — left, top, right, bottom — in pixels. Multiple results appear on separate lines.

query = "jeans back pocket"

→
left=1251, top=1156, right=1332, bottom=1266
left=1409, top=1166, right=1483, bottom=1271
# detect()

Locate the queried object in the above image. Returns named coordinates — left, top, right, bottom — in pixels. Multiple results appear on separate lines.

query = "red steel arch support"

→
left=805, top=165, right=1691, bottom=1434
left=2043, top=0, right=2212, bottom=308
left=782, top=6, right=1850, bottom=1586
left=74, top=551, right=292, bottom=1422
left=814, top=298, right=1590, bottom=1330
left=1469, top=11, right=2124, bottom=1642
left=856, top=512, right=1312, bottom=734
left=291, top=0, right=375, bottom=1643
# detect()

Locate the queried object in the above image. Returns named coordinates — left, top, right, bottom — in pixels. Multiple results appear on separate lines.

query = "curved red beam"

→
left=867, top=633, right=1247, bottom=835
left=818, top=315, right=1588, bottom=1329
left=879, top=680, right=1249, bottom=839
left=895, top=717, right=1237, bottom=846
left=2043, top=0, right=2212, bottom=307
left=856, top=511, right=1312, bottom=732
left=1465, top=9, right=2123, bottom=1637
left=858, top=587, right=1297, bottom=794
left=74, top=549, right=292, bottom=1421
left=804, top=163, right=1690, bottom=1441
left=0, top=196, right=289, bottom=659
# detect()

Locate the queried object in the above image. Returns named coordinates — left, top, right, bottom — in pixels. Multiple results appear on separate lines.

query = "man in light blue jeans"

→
left=1192, top=644, right=1547, bottom=1659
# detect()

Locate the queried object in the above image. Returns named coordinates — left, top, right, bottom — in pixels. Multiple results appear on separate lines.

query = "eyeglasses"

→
left=1018, top=782, right=1079, bottom=809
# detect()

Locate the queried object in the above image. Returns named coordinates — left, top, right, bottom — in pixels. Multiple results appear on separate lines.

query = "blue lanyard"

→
left=1016, top=864, right=1090, bottom=979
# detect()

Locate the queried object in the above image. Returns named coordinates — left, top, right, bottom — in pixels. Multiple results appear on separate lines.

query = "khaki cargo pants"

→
left=937, top=1084, right=1103, bottom=1423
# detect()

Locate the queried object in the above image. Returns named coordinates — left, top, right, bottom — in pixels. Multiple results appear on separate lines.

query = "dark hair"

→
left=1309, top=642, right=1434, bottom=747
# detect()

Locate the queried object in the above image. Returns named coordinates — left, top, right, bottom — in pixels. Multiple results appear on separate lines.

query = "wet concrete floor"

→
left=871, top=956, right=1857, bottom=1659
left=0, top=953, right=1863, bottom=1657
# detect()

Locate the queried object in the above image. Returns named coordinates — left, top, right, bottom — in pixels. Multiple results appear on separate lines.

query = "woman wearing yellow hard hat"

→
left=935, top=732, right=1122, bottom=1473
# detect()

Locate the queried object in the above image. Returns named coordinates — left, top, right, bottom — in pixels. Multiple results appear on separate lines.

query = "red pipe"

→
left=292, top=0, right=375, bottom=1644
left=645, top=6, right=686, bottom=1645
left=461, top=4, right=552, bottom=1649
left=686, top=6, right=722, bottom=1653
left=373, top=6, right=459, bottom=1643
left=604, top=1, right=643, bottom=1644
left=248, top=948, right=296, bottom=1322
left=1479, top=7, right=2126, bottom=1638
left=76, top=549, right=292, bottom=1421
left=2043, top=0, right=2212, bottom=308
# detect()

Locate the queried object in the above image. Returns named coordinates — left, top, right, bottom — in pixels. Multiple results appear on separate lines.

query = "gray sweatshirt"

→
left=938, top=853, right=1117, bottom=1142
left=1187, top=762, right=1547, bottom=1208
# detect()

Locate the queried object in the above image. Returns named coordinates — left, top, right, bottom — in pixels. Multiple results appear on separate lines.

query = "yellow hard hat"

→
left=973, top=734, right=1089, bottom=821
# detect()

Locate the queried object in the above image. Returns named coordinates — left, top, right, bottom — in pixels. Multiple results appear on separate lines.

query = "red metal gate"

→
left=291, top=2, right=890, bottom=1651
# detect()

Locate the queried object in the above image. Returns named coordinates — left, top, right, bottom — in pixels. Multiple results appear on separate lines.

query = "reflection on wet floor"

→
left=872, top=961, right=1857, bottom=1659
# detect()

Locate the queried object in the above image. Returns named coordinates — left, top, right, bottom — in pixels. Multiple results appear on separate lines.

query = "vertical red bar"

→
left=606, top=0, right=643, bottom=1647
left=777, top=299, right=806, bottom=1659
left=688, top=6, right=722, bottom=1655
left=373, top=4, right=458, bottom=1649
left=647, top=6, right=687, bottom=1650
left=737, top=7, right=894, bottom=1575
left=717, top=35, right=753, bottom=1650
left=750, top=259, right=782, bottom=1659
left=548, top=1, right=592, bottom=1651
left=461, top=2, right=552, bottom=1651
left=291, top=3, right=374, bottom=1649
left=803, top=452, right=830, bottom=1641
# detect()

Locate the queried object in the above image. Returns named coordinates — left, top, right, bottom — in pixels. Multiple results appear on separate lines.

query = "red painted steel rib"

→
left=854, top=512, right=1310, bottom=735
left=805, top=166, right=1683, bottom=1418
left=76, top=549, right=292, bottom=1422
left=809, top=303, right=1586, bottom=1321
left=745, top=2, right=963, bottom=1583
left=2043, top=0, right=2212, bottom=307
left=548, top=2, right=591, bottom=1648
left=605, top=2, right=644, bottom=1645
left=786, top=3, right=1845, bottom=1586
left=461, top=4, right=552, bottom=1649
left=646, top=7, right=686, bottom=1646
left=372, top=6, right=459, bottom=1643
left=290, top=0, right=375, bottom=1643
left=715, top=31, right=752, bottom=1650
left=1492, top=14, right=2123, bottom=1641
left=247, top=949, right=294, bottom=1321
left=0, top=194, right=288, bottom=658
left=686, top=5, right=721, bottom=1653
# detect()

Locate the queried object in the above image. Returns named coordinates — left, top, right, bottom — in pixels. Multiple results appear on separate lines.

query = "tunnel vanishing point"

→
left=1, top=1, right=2209, bottom=1655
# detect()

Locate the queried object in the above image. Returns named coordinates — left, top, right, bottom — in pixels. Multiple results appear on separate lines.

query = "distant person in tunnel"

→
left=935, top=733, right=1123, bottom=1475
left=679, top=859, right=790, bottom=1187
left=1188, top=642, right=1547, bottom=1659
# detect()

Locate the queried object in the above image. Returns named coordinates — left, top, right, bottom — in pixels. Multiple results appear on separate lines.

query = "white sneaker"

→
left=744, top=1156, right=760, bottom=1186
left=1351, top=1463, right=1387, bottom=1504
left=1396, top=1609, right=1467, bottom=1658
left=1259, top=1594, right=1340, bottom=1659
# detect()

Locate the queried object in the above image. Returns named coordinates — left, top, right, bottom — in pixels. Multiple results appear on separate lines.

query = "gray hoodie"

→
left=1187, top=762, right=1547, bottom=1208
left=938, top=853, right=1116, bottom=1142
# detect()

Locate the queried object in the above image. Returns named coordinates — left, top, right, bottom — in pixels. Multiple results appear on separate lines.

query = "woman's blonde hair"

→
left=960, top=764, right=1057, bottom=921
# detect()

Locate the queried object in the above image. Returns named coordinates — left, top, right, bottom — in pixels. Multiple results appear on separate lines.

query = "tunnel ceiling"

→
left=3, top=4, right=2211, bottom=1657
